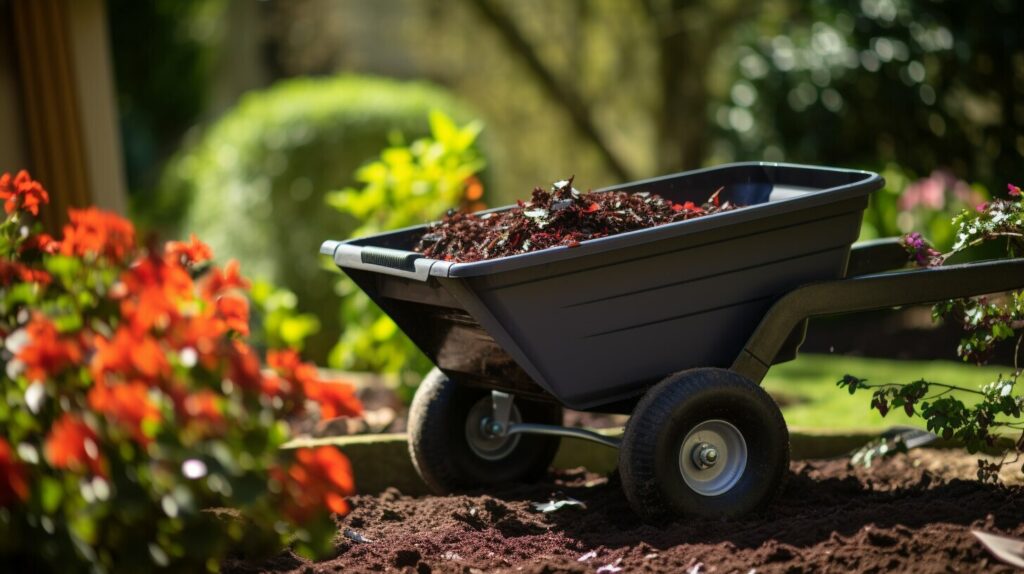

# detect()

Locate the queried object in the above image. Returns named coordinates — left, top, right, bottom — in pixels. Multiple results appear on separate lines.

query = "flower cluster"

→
left=0, top=171, right=362, bottom=570
left=901, top=232, right=942, bottom=267
left=0, top=170, right=49, bottom=216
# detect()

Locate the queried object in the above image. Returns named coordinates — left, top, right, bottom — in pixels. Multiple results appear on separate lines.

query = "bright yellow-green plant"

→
left=249, top=280, right=321, bottom=353
left=326, top=111, right=485, bottom=386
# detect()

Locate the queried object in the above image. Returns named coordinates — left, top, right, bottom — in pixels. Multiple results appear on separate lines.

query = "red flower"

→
left=268, top=348, right=303, bottom=374
left=166, top=310, right=226, bottom=367
left=181, top=389, right=224, bottom=428
left=304, top=379, right=363, bottom=420
left=276, top=446, right=355, bottom=523
left=0, top=261, right=51, bottom=286
left=202, top=260, right=249, bottom=297
left=117, top=254, right=194, bottom=333
left=268, top=349, right=363, bottom=418
left=1008, top=184, right=1022, bottom=197
left=0, top=170, right=49, bottom=216
left=0, top=438, right=29, bottom=507
left=268, top=348, right=318, bottom=389
left=17, top=316, right=82, bottom=381
left=87, top=381, right=161, bottom=445
left=45, top=414, right=105, bottom=476
left=60, top=207, right=135, bottom=263
left=20, top=232, right=60, bottom=255
left=228, top=340, right=263, bottom=391
left=91, top=328, right=170, bottom=383
left=216, top=293, right=250, bottom=335
left=165, top=234, right=213, bottom=266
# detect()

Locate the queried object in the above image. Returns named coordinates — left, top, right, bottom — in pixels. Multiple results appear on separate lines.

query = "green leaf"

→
left=40, top=477, right=63, bottom=513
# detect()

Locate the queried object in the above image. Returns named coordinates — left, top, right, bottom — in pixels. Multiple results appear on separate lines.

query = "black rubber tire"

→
left=408, top=368, right=563, bottom=494
left=619, top=368, right=789, bottom=521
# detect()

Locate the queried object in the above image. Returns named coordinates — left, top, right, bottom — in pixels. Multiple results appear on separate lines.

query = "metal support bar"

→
left=505, top=422, right=622, bottom=449
left=490, top=390, right=514, bottom=433
left=732, top=257, right=1024, bottom=383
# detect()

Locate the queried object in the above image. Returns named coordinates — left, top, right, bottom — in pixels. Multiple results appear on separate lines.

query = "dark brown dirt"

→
left=226, top=449, right=1024, bottom=573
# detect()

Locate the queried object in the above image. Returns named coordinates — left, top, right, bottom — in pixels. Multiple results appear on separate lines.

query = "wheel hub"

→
left=692, top=443, right=719, bottom=469
left=678, top=419, right=748, bottom=496
left=465, top=398, right=522, bottom=461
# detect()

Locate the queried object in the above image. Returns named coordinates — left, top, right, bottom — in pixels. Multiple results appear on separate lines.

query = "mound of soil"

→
left=227, top=449, right=1024, bottom=573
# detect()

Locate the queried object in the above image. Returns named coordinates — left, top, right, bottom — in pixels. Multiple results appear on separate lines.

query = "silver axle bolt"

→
left=481, top=418, right=504, bottom=437
left=692, top=443, right=719, bottom=469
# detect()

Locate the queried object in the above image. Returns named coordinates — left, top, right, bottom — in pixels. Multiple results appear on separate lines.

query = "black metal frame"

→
left=732, top=239, right=1024, bottom=383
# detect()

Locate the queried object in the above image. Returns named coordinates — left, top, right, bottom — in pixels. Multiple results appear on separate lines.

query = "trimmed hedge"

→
left=162, top=75, right=476, bottom=361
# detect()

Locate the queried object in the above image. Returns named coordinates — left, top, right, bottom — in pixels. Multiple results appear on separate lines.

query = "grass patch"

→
left=763, top=354, right=1012, bottom=430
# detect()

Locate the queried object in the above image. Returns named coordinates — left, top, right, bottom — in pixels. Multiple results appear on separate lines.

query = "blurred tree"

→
left=107, top=0, right=223, bottom=200
left=713, top=0, right=1023, bottom=192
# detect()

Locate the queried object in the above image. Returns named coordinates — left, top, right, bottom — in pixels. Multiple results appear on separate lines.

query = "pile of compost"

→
left=226, top=449, right=1024, bottom=573
left=416, top=178, right=736, bottom=262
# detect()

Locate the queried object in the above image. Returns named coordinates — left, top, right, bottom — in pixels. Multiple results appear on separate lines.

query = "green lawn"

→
left=763, top=354, right=1011, bottom=430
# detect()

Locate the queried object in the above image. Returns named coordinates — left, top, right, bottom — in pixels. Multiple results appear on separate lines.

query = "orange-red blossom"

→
left=0, top=438, right=29, bottom=507
left=0, top=170, right=49, bottom=216
left=45, top=414, right=105, bottom=477
left=17, top=316, right=83, bottom=382
left=267, top=349, right=363, bottom=420
left=275, top=446, right=355, bottom=523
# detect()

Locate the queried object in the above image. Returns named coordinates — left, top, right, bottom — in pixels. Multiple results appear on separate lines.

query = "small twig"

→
left=924, top=388, right=955, bottom=400
left=858, top=380, right=986, bottom=396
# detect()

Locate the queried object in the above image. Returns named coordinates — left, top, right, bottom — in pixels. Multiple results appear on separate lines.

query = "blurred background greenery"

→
left=104, top=0, right=1024, bottom=390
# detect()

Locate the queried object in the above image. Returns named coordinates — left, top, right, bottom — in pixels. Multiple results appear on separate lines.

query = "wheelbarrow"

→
left=320, top=162, right=1024, bottom=520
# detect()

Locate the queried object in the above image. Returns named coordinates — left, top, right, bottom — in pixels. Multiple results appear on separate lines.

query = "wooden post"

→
left=4, top=0, right=126, bottom=230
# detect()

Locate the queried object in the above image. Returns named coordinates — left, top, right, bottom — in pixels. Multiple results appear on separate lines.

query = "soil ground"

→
left=226, top=449, right=1024, bottom=573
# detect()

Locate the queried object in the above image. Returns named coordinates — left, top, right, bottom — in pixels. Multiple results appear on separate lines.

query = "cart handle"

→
left=321, top=241, right=439, bottom=281
left=732, top=257, right=1024, bottom=383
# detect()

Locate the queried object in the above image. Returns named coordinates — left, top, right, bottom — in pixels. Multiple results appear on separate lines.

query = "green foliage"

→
left=327, top=111, right=485, bottom=380
left=108, top=0, right=222, bottom=195
left=719, top=1, right=1023, bottom=196
left=843, top=184, right=1024, bottom=482
left=249, top=281, right=321, bottom=352
left=160, top=75, right=477, bottom=362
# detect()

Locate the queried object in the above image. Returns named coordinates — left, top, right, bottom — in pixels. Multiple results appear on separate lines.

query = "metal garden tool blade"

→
left=972, top=530, right=1024, bottom=568
left=882, top=426, right=939, bottom=449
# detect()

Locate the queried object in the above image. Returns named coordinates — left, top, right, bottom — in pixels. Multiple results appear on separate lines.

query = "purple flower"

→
left=901, top=232, right=940, bottom=267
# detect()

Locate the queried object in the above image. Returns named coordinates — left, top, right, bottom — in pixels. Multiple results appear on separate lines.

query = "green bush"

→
left=161, top=75, right=477, bottom=362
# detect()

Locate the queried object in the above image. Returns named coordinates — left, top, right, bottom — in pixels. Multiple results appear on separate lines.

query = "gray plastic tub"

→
left=322, top=162, right=883, bottom=412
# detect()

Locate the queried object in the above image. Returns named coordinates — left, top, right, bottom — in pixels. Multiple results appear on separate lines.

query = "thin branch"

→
left=464, top=0, right=633, bottom=182
left=857, top=381, right=986, bottom=396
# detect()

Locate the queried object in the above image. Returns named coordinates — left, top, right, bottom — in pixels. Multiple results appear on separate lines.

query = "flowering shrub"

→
left=0, top=171, right=362, bottom=571
left=840, top=183, right=1024, bottom=481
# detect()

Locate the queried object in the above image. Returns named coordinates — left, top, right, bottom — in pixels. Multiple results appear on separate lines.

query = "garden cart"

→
left=321, top=162, right=1024, bottom=520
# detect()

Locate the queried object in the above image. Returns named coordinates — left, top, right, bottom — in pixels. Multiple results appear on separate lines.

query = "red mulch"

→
left=225, top=449, right=1024, bottom=573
